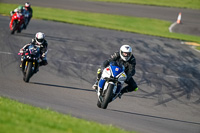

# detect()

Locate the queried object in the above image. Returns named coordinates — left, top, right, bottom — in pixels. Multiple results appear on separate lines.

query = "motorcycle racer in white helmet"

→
left=19, top=32, right=48, bottom=72
left=23, top=2, right=33, bottom=29
left=119, top=44, right=132, bottom=61
left=92, top=44, right=138, bottom=98
left=35, top=32, right=45, bottom=45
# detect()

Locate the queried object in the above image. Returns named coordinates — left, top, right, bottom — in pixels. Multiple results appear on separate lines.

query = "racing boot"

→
left=92, top=68, right=102, bottom=90
left=92, top=79, right=99, bottom=90
left=39, top=60, right=48, bottom=66
left=19, top=61, right=23, bottom=68
left=118, top=87, right=138, bottom=99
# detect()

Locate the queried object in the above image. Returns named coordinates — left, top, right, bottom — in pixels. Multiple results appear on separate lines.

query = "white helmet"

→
left=35, top=32, right=45, bottom=45
left=120, top=44, right=132, bottom=61
left=25, top=2, right=31, bottom=8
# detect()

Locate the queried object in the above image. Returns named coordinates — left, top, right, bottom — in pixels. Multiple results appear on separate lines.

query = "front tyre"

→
left=101, top=84, right=114, bottom=109
left=11, top=21, right=16, bottom=34
left=97, top=100, right=101, bottom=108
left=24, top=62, right=33, bottom=82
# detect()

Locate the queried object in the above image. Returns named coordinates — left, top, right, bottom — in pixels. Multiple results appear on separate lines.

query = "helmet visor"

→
left=121, top=51, right=131, bottom=57
left=36, top=38, right=44, bottom=44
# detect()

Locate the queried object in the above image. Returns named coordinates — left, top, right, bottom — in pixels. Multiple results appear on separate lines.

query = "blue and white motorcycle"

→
left=97, top=61, right=127, bottom=109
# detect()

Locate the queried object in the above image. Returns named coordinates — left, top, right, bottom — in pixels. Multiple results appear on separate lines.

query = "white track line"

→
left=0, top=51, right=13, bottom=55
left=169, top=22, right=177, bottom=33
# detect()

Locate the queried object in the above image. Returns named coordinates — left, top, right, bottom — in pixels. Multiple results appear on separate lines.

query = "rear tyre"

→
left=24, top=62, right=33, bottom=83
left=17, top=28, right=21, bottom=33
left=101, top=84, right=114, bottom=109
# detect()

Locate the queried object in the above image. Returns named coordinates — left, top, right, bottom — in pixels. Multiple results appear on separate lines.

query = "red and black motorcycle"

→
left=9, top=12, right=25, bottom=34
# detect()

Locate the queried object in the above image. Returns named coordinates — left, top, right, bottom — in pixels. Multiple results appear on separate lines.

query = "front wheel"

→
left=97, top=100, right=101, bottom=108
left=24, top=62, right=33, bottom=82
left=101, top=84, right=114, bottom=109
left=10, top=21, right=16, bottom=34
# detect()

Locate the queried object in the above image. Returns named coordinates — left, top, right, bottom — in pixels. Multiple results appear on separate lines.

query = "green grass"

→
left=0, top=97, right=136, bottom=133
left=196, top=46, right=200, bottom=50
left=90, top=0, right=200, bottom=9
left=0, top=3, right=200, bottom=43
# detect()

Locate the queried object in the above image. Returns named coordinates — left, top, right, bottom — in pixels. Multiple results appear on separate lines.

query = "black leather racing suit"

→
left=24, top=7, right=33, bottom=26
left=21, top=39, right=48, bottom=66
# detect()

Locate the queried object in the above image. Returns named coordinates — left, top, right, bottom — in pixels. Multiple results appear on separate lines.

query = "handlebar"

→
left=104, top=77, right=118, bottom=82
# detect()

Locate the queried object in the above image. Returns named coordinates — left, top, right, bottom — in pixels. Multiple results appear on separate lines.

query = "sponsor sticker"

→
left=122, top=74, right=125, bottom=77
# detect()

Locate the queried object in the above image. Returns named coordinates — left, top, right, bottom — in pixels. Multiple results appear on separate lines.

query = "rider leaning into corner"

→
left=10, top=5, right=24, bottom=16
left=10, top=2, right=33, bottom=29
left=23, top=2, right=33, bottom=29
left=19, top=32, right=48, bottom=72
left=10, top=5, right=25, bottom=31
left=92, top=44, right=138, bottom=97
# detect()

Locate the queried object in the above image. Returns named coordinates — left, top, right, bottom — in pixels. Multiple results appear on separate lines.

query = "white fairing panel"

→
left=117, top=72, right=127, bottom=84
left=97, top=66, right=127, bottom=98
left=101, top=67, right=111, bottom=78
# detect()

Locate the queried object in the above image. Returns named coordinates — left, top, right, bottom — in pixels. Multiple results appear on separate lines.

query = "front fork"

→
left=98, top=82, right=122, bottom=103
left=24, top=61, right=28, bottom=71
left=97, top=80, right=116, bottom=97
left=24, top=61, right=36, bottom=73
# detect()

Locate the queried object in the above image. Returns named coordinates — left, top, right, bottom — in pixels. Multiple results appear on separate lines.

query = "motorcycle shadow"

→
left=108, top=109, right=200, bottom=125
left=30, top=82, right=94, bottom=92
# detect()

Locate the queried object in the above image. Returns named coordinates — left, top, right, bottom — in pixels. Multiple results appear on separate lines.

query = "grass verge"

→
left=196, top=46, right=200, bottom=51
left=90, top=0, right=200, bottom=10
left=0, top=3, right=200, bottom=43
left=0, top=97, right=136, bottom=133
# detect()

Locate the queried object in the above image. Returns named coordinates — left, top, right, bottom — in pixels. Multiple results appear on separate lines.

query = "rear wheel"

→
left=101, top=84, right=114, bottom=109
left=24, top=62, right=33, bottom=82
left=17, top=28, right=21, bottom=33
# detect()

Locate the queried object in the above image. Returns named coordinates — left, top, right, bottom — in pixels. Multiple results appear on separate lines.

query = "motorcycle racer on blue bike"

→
left=92, top=44, right=138, bottom=97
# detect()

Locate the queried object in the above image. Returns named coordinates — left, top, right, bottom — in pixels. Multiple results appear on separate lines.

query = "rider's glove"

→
left=97, top=68, right=101, bottom=74
left=10, top=11, right=14, bottom=15
left=19, top=49, right=24, bottom=53
left=97, top=68, right=102, bottom=79
left=42, top=53, right=46, bottom=58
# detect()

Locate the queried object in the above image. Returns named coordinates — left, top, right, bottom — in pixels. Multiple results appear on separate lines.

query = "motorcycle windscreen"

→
left=28, top=45, right=40, bottom=57
left=110, top=65, right=124, bottom=77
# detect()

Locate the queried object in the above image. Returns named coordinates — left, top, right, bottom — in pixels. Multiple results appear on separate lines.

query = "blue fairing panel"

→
left=110, top=65, right=123, bottom=77
left=99, top=79, right=106, bottom=88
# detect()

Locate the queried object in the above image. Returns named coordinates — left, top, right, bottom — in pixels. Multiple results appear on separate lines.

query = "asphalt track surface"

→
left=2, top=0, right=200, bottom=36
left=0, top=1, right=200, bottom=133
